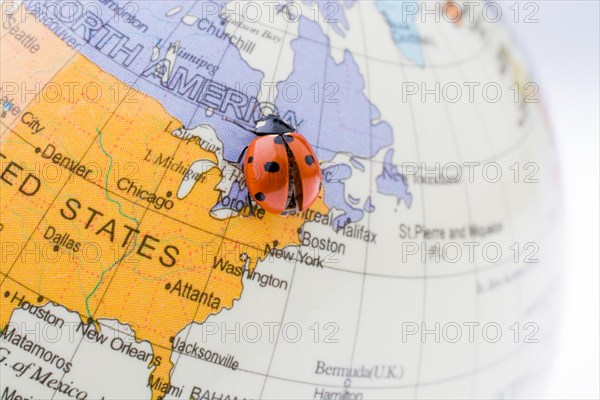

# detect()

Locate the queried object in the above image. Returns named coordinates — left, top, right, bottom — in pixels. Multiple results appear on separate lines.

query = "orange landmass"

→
left=0, top=6, right=327, bottom=399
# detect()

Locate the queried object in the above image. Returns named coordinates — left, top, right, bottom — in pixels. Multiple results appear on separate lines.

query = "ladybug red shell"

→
left=240, top=115, right=322, bottom=215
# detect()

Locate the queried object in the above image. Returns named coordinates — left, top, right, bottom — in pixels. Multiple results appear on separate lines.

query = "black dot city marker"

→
left=165, top=283, right=171, bottom=290
left=37, top=296, right=44, bottom=303
left=35, top=147, right=41, bottom=153
left=53, top=245, right=60, bottom=252
left=4, top=291, right=10, bottom=298
left=166, top=191, right=172, bottom=198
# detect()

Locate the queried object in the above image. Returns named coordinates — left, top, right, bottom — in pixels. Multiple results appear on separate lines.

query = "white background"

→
left=500, top=1, right=599, bottom=398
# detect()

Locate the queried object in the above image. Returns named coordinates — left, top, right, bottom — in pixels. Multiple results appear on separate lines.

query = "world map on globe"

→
left=0, top=1, right=562, bottom=399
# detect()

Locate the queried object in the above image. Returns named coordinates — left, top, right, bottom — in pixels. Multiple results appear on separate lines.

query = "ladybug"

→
left=234, top=114, right=322, bottom=215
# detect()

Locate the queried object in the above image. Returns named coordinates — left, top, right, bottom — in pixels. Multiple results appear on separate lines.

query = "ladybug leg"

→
left=247, top=192, right=256, bottom=216
left=237, top=146, right=249, bottom=164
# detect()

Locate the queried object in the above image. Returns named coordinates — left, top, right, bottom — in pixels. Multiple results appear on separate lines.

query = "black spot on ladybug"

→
left=264, top=161, right=280, bottom=173
left=247, top=156, right=254, bottom=163
left=305, top=155, right=315, bottom=166
left=255, top=192, right=265, bottom=201
left=284, top=135, right=294, bottom=143
left=274, top=136, right=285, bottom=144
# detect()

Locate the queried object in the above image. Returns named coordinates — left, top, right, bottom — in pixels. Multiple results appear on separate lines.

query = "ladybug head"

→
left=254, top=114, right=294, bottom=135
